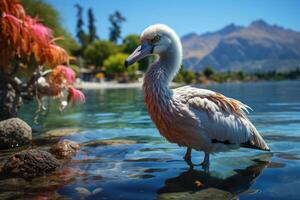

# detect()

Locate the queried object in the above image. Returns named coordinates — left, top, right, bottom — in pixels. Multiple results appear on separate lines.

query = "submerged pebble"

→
left=157, top=188, right=234, bottom=200
left=75, top=187, right=103, bottom=197
left=44, top=128, right=81, bottom=138
left=50, top=139, right=80, bottom=159
left=83, top=139, right=136, bottom=147
left=75, top=187, right=91, bottom=197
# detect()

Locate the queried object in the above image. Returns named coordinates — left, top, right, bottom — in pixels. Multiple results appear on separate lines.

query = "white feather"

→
left=139, top=24, right=269, bottom=169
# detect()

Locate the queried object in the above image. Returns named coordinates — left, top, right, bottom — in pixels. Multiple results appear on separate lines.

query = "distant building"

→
left=80, top=67, right=106, bottom=82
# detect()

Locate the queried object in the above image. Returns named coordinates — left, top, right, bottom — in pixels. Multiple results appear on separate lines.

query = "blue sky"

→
left=45, top=0, right=300, bottom=40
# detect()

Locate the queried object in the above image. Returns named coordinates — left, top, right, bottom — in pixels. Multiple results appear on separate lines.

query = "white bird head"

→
left=125, top=24, right=182, bottom=72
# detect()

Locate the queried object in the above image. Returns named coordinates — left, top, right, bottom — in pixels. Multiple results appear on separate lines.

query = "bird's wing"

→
left=173, top=86, right=269, bottom=151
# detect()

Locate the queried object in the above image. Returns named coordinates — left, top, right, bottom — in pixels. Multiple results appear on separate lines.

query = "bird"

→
left=125, top=24, right=270, bottom=172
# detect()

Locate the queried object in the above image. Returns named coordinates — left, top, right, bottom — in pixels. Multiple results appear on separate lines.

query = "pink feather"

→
left=68, top=87, right=85, bottom=104
left=57, top=65, right=76, bottom=84
left=13, top=3, right=26, bottom=18
left=3, top=13, right=22, bottom=25
left=31, top=22, right=53, bottom=46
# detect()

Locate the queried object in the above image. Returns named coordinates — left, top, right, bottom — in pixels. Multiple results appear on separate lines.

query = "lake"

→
left=1, top=80, right=300, bottom=199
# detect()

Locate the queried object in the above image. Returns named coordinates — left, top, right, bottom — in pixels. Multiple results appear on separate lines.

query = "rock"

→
left=157, top=188, right=235, bottom=200
left=0, top=118, right=32, bottom=149
left=1, top=149, right=60, bottom=179
left=83, top=139, right=136, bottom=147
left=50, top=140, right=80, bottom=158
left=44, top=128, right=81, bottom=138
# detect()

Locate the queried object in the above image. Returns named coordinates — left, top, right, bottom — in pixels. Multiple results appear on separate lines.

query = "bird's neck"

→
left=143, top=42, right=182, bottom=107
left=144, top=40, right=182, bottom=86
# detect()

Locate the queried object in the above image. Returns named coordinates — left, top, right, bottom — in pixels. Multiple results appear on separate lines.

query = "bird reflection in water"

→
left=158, top=155, right=272, bottom=197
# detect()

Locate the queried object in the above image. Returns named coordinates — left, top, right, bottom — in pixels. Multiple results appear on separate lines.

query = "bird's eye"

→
left=151, top=35, right=160, bottom=43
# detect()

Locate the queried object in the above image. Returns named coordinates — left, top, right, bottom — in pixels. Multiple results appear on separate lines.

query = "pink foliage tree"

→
left=0, top=0, right=85, bottom=121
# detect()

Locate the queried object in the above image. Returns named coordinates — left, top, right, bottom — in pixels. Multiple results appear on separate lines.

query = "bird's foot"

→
left=183, top=147, right=194, bottom=169
left=184, top=155, right=194, bottom=169
left=200, top=161, right=210, bottom=173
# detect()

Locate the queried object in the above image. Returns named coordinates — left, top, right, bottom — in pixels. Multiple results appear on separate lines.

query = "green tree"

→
left=104, top=53, right=138, bottom=76
left=174, top=69, right=196, bottom=84
left=21, top=0, right=78, bottom=53
left=174, top=72, right=184, bottom=83
left=235, top=71, right=245, bottom=80
left=122, top=34, right=139, bottom=54
left=88, top=8, right=98, bottom=42
left=75, top=4, right=89, bottom=50
left=182, top=70, right=196, bottom=84
left=83, top=40, right=119, bottom=67
left=109, top=11, right=126, bottom=43
left=203, top=66, right=215, bottom=78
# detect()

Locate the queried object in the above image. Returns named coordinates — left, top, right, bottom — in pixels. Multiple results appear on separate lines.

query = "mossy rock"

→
left=1, top=149, right=60, bottom=179
left=0, top=118, right=32, bottom=149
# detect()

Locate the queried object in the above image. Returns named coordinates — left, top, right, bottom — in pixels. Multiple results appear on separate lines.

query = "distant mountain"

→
left=181, top=20, right=300, bottom=72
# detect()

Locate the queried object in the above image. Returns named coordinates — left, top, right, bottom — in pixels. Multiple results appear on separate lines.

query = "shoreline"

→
left=75, top=79, right=300, bottom=90
left=75, top=81, right=183, bottom=90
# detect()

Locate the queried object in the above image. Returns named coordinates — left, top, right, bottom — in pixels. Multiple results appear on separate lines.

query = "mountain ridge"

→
left=181, top=20, right=300, bottom=72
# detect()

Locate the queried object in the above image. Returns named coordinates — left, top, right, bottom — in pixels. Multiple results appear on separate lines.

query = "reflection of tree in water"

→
left=20, top=89, right=147, bottom=130
left=158, top=157, right=271, bottom=196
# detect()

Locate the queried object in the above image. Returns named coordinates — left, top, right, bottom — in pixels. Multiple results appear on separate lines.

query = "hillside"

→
left=182, top=20, right=300, bottom=72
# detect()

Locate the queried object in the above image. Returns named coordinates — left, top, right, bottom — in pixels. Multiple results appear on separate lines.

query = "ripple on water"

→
left=11, top=81, right=300, bottom=200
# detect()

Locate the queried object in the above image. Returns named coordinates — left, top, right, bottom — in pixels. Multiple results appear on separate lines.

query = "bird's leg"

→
left=183, top=147, right=193, bottom=168
left=200, top=152, right=210, bottom=173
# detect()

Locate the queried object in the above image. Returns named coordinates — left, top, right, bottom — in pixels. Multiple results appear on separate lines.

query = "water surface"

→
left=1, top=81, right=300, bottom=199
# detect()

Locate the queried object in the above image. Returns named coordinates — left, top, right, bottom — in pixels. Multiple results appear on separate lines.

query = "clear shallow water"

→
left=1, top=81, right=300, bottom=199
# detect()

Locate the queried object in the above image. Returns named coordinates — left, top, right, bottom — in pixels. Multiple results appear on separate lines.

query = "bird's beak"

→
left=125, top=42, right=152, bottom=68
